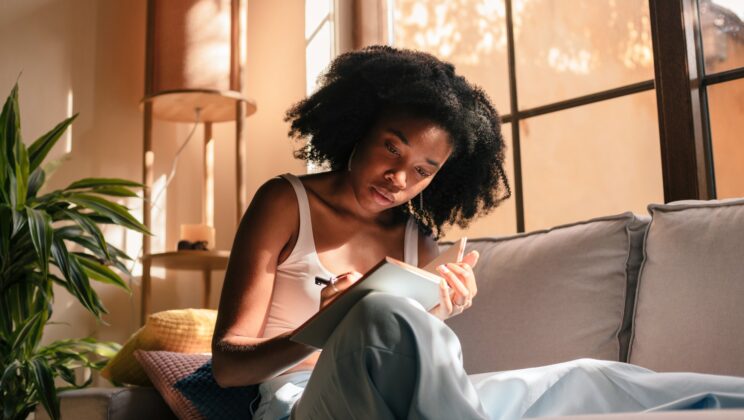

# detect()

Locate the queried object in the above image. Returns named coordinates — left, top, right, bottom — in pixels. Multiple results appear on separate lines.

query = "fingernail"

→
left=437, top=264, right=450, bottom=273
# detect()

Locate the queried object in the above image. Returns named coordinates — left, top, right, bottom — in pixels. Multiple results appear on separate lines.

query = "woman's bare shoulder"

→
left=233, top=176, right=299, bottom=246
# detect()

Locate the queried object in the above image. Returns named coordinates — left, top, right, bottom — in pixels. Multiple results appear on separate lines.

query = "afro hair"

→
left=285, top=45, right=511, bottom=238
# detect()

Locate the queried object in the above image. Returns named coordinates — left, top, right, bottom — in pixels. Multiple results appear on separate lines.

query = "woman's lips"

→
left=370, top=186, right=394, bottom=205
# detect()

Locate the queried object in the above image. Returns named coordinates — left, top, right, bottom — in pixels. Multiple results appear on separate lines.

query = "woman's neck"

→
left=314, top=170, right=399, bottom=227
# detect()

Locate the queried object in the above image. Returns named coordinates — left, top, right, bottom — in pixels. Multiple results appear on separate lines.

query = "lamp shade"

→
left=143, top=0, right=256, bottom=122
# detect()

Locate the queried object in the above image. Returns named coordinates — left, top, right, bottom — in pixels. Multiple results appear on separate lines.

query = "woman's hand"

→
left=319, top=271, right=363, bottom=310
left=429, top=250, right=479, bottom=321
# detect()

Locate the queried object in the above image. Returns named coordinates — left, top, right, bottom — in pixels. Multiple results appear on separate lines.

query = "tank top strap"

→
left=279, top=173, right=315, bottom=254
left=403, top=216, right=419, bottom=267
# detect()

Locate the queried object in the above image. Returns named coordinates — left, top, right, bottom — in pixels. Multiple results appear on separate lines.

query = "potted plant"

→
left=0, top=83, right=150, bottom=420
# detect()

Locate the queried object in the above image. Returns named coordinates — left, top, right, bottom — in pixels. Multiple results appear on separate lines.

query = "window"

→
left=344, top=0, right=744, bottom=237
left=393, top=0, right=663, bottom=235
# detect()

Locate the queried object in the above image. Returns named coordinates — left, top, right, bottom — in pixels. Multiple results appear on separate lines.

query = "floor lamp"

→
left=140, top=0, right=256, bottom=325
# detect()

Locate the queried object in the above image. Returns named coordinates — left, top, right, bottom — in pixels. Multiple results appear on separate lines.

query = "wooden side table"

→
left=141, top=251, right=230, bottom=318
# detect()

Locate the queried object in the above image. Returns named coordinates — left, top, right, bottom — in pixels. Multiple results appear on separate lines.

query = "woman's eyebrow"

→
left=386, top=128, right=442, bottom=168
left=386, top=128, right=410, bottom=145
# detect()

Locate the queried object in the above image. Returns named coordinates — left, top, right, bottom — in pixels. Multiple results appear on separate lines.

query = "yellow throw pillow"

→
left=101, top=308, right=217, bottom=386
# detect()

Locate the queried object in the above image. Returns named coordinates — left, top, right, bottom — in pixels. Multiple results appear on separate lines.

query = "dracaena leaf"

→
left=65, top=177, right=142, bottom=190
left=10, top=312, right=42, bottom=353
left=90, top=186, right=139, bottom=197
left=62, top=209, right=110, bottom=261
left=27, top=167, right=46, bottom=198
left=75, top=254, right=130, bottom=292
left=25, top=206, right=53, bottom=280
left=29, top=357, right=60, bottom=420
left=1, top=83, right=20, bottom=188
left=12, top=113, right=29, bottom=211
left=64, top=193, right=151, bottom=235
left=27, top=114, right=77, bottom=173
left=51, top=234, right=106, bottom=317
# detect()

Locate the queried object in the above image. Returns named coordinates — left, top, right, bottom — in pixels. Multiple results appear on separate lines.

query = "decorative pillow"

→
left=445, top=212, right=649, bottom=374
left=101, top=308, right=217, bottom=386
left=628, top=197, right=744, bottom=376
left=135, top=350, right=259, bottom=420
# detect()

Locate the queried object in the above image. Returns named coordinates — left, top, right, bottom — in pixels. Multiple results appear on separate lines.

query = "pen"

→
left=314, top=276, right=337, bottom=287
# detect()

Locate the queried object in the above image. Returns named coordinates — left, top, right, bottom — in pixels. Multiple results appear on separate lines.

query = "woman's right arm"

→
left=211, top=178, right=317, bottom=387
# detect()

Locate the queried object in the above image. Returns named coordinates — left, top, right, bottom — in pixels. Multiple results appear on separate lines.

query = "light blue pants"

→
left=291, top=292, right=487, bottom=419
left=255, top=292, right=744, bottom=419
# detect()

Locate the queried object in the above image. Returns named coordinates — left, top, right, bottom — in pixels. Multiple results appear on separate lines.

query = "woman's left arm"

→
left=418, top=234, right=479, bottom=321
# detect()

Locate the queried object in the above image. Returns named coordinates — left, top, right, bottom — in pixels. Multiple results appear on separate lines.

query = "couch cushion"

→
left=135, top=350, right=259, bottom=420
left=446, top=212, right=649, bottom=374
left=628, top=198, right=744, bottom=376
left=101, top=308, right=217, bottom=386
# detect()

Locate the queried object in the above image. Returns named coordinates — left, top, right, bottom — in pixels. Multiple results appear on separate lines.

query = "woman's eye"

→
left=385, top=142, right=400, bottom=156
left=415, top=167, right=431, bottom=178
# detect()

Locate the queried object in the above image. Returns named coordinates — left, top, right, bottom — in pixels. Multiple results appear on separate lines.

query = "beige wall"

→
left=0, top=0, right=307, bottom=385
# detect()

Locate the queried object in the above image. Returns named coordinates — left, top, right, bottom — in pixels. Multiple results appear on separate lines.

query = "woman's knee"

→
left=330, top=292, right=424, bottom=353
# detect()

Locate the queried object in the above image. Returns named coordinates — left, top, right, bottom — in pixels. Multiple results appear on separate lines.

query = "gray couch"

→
left=38, top=198, right=744, bottom=419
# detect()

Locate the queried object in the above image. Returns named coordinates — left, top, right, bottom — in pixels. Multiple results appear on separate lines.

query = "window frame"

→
left=498, top=0, right=744, bottom=232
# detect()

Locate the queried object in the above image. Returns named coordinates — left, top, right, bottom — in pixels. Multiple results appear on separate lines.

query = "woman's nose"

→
left=385, top=169, right=407, bottom=190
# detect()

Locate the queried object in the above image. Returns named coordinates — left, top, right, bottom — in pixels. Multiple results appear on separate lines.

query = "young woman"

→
left=211, top=45, right=510, bottom=418
left=211, top=46, right=744, bottom=419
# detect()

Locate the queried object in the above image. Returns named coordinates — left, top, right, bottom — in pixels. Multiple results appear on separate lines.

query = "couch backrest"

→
left=628, top=197, right=744, bottom=376
left=446, top=212, right=649, bottom=374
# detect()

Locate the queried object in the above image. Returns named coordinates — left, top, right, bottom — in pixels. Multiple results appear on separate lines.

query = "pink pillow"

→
left=134, top=350, right=259, bottom=419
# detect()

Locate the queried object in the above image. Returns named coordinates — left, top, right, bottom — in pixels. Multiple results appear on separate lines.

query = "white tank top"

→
left=259, top=173, right=420, bottom=338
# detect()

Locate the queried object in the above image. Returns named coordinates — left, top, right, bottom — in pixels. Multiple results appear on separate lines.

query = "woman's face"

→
left=349, top=112, right=453, bottom=214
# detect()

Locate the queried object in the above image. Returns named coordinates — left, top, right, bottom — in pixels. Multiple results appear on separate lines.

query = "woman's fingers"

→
left=439, top=278, right=453, bottom=316
left=319, top=271, right=363, bottom=309
left=461, top=250, right=479, bottom=269
left=445, top=262, right=477, bottom=300
left=436, top=264, right=470, bottom=304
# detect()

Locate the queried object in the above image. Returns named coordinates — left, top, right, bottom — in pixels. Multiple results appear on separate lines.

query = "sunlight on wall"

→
left=150, top=174, right=167, bottom=278
left=66, top=88, right=73, bottom=153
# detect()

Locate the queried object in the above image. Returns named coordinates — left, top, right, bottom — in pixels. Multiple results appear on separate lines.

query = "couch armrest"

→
left=34, top=387, right=176, bottom=420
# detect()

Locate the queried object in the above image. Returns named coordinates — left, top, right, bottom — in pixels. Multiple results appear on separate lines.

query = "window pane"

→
left=708, top=78, right=744, bottom=198
left=700, top=0, right=744, bottom=75
left=392, top=0, right=510, bottom=113
left=515, top=0, right=653, bottom=109
left=443, top=123, right=517, bottom=240
left=521, top=91, right=662, bottom=231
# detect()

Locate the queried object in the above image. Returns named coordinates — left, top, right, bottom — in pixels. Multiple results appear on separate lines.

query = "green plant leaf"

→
left=62, top=209, right=110, bottom=261
left=0, top=83, right=20, bottom=190
left=29, top=357, right=60, bottom=420
left=66, top=177, right=143, bottom=190
left=75, top=254, right=130, bottom=292
left=0, top=359, right=20, bottom=393
left=27, top=114, right=77, bottom=173
left=0, top=204, right=11, bottom=265
left=90, top=186, right=140, bottom=197
left=25, top=206, right=52, bottom=280
left=27, top=167, right=46, bottom=198
left=10, top=312, right=42, bottom=354
left=51, top=234, right=106, bottom=317
left=64, top=193, right=151, bottom=235
left=13, top=137, right=30, bottom=211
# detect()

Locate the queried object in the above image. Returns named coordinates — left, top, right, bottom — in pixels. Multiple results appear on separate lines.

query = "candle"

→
left=180, top=224, right=215, bottom=250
